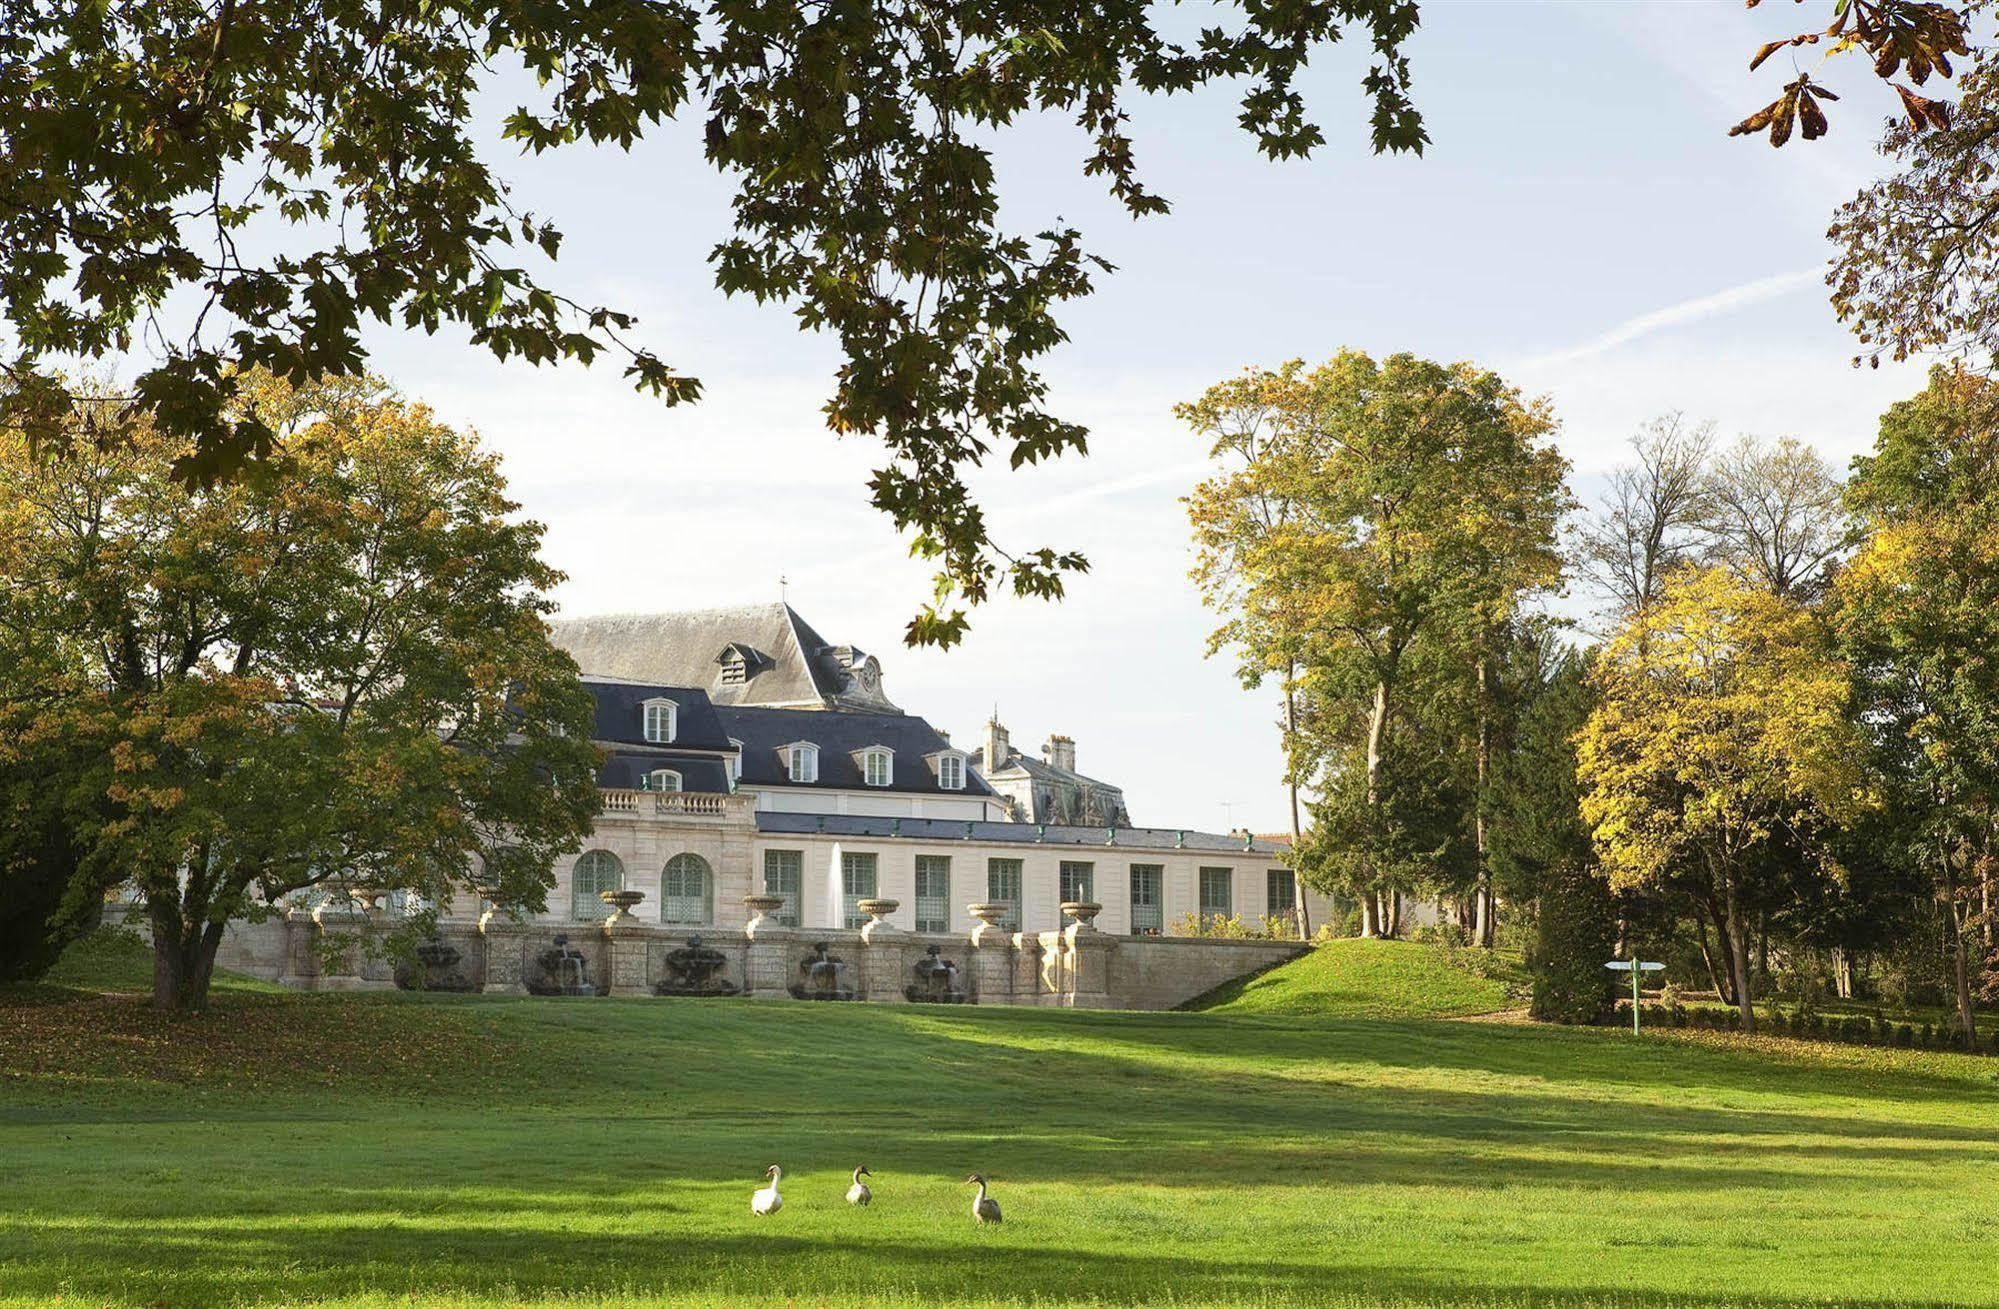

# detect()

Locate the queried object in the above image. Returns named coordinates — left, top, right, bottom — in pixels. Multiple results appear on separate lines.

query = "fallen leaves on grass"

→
left=0, top=990, right=532, bottom=1099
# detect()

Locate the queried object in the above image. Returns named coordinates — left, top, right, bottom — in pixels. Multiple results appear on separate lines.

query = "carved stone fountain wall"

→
left=211, top=896, right=1306, bottom=1010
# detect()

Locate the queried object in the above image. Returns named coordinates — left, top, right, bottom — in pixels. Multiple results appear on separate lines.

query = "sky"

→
left=358, top=1, right=1934, bottom=836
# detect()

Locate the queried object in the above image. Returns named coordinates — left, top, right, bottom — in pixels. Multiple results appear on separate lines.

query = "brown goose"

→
left=966, top=1173, right=1001, bottom=1225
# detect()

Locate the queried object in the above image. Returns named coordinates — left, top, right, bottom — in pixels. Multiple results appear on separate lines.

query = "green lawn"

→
left=4, top=941, right=1998, bottom=1308
left=1190, top=937, right=1527, bottom=1018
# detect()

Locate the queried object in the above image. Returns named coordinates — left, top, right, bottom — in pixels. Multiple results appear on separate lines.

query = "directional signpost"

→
left=1605, top=958, right=1666, bottom=1034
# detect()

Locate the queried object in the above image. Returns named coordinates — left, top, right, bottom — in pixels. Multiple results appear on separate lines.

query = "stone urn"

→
left=967, top=901, right=1012, bottom=947
left=1061, top=901, right=1104, bottom=934
left=601, top=889, right=647, bottom=925
left=742, top=893, right=788, bottom=939
left=856, top=898, right=901, bottom=944
left=475, top=884, right=514, bottom=930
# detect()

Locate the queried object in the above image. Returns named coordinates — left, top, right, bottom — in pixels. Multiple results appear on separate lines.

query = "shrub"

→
left=1894, top=1023, right=1915, bottom=1048
left=1920, top=1022, right=1935, bottom=1048
left=1669, top=1003, right=1688, bottom=1028
left=1527, top=863, right=1616, bottom=1025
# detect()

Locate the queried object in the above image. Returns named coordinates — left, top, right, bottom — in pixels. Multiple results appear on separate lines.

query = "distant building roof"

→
left=720, top=705, right=996, bottom=800
left=550, top=603, right=899, bottom=713
left=755, top=813, right=1275, bottom=855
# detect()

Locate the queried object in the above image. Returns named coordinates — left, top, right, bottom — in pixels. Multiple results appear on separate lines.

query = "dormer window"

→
left=642, top=768, right=682, bottom=793
left=861, top=747, right=893, bottom=788
left=937, top=753, right=965, bottom=791
left=715, top=642, right=761, bottom=687
left=786, top=742, right=820, bottom=783
left=727, top=739, right=744, bottom=785
left=642, top=697, right=677, bottom=744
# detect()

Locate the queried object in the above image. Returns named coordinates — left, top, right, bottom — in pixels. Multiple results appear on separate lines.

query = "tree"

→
left=1485, top=634, right=1615, bottom=1022
left=0, top=373, right=602, bottom=1010
left=1836, top=364, right=1999, bottom=1047
left=1182, top=352, right=1565, bottom=938
left=1577, top=567, right=1864, bottom=1032
left=0, top=3, right=1429, bottom=648
left=1700, top=435, right=1848, bottom=602
left=1574, top=414, right=1715, bottom=622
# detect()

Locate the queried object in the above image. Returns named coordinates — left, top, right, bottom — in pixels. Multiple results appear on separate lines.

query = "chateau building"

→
left=214, top=600, right=1322, bottom=1008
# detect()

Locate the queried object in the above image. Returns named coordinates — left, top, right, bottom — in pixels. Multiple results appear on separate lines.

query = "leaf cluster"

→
left=0, top=0, right=1429, bottom=646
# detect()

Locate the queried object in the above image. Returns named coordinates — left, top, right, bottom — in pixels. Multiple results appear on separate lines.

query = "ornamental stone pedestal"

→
left=965, top=903, right=1014, bottom=1003
left=600, top=892, right=651, bottom=996
left=1061, top=902, right=1115, bottom=1009
left=479, top=912, right=529, bottom=995
left=856, top=899, right=905, bottom=1001
left=741, top=896, right=793, bottom=998
left=308, top=903, right=391, bottom=991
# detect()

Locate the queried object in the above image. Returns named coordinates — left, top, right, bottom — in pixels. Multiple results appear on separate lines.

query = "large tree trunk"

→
left=1831, top=947, right=1853, bottom=1001
left=1385, top=889, right=1403, bottom=939
left=1283, top=662, right=1312, bottom=940
left=148, top=894, right=226, bottom=1013
left=1355, top=678, right=1393, bottom=942
left=1473, top=653, right=1495, bottom=949
left=1703, top=895, right=1735, bottom=1007
left=1723, top=871, right=1755, bottom=1033
left=1942, top=852, right=1980, bottom=1051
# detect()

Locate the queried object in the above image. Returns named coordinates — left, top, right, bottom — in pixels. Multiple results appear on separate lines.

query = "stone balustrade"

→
left=597, top=789, right=750, bottom=818
left=215, top=898, right=1306, bottom=1010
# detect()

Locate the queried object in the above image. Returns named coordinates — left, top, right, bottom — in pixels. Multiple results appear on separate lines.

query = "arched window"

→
left=661, top=853, right=713, bottom=925
left=571, top=850, right=625, bottom=920
left=642, top=768, right=682, bottom=793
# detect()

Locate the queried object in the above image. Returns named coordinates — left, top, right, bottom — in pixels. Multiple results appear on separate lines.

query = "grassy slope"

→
left=4, top=958, right=1999, bottom=1308
left=35, top=926, right=284, bottom=995
left=1190, top=938, right=1526, bottom=1018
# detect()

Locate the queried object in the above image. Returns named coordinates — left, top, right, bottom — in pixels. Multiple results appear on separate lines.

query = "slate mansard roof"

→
left=549, top=603, right=900, bottom=713
left=717, top=705, right=997, bottom=800
left=583, top=676, right=736, bottom=794
left=755, top=813, right=1280, bottom=856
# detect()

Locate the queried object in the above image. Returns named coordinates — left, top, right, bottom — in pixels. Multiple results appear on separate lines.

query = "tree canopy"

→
left=0, top=373, right=602, bottom=1009
left=0, top=0, right=1433, bottom=647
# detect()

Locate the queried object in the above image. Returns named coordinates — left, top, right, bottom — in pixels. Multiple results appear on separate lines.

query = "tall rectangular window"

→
left=841, top=852, right=879, bottom=929
left=1267, top=868, right=1298, bottom=933
left=937, top=755, right=965, bottom=790
left=1129, top=864, right=1163, bottom=936
left=914, top=855, right=952, bottom=933
left=1199, top=867, right=1234, bottom=922
left=987, top=858, right=1022, bottom=930
left=764, top=849, right=802, bottom=927
left=1058, top=860, right=1094, bottom=905
left=863, top=749, right=892, bottom=787
left=643, top=700, right=675, bottom=743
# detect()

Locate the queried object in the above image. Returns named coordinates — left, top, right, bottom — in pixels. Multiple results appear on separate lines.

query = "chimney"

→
left=1044, top=734, right=1076, bottom=773
left=984, top=715, right=1011, bottom=770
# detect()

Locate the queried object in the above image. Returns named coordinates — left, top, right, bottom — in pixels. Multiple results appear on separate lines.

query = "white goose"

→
left=846, top=1165, right=873, bottom=1207
left=751, top=1165, right=783, bottom=1216
left=966, top=1173, right=1001, bottom=1225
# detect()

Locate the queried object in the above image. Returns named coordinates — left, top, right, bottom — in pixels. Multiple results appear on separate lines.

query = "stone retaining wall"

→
left=208, top=907, right=1307, bottom=1011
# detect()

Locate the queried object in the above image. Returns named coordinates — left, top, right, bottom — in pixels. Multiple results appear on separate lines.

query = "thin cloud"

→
left=1522, top=268, right=1823, bottom=371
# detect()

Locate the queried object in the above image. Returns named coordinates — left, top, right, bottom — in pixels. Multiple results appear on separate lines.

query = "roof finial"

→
left=779, top=574, right=789, bottom=603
